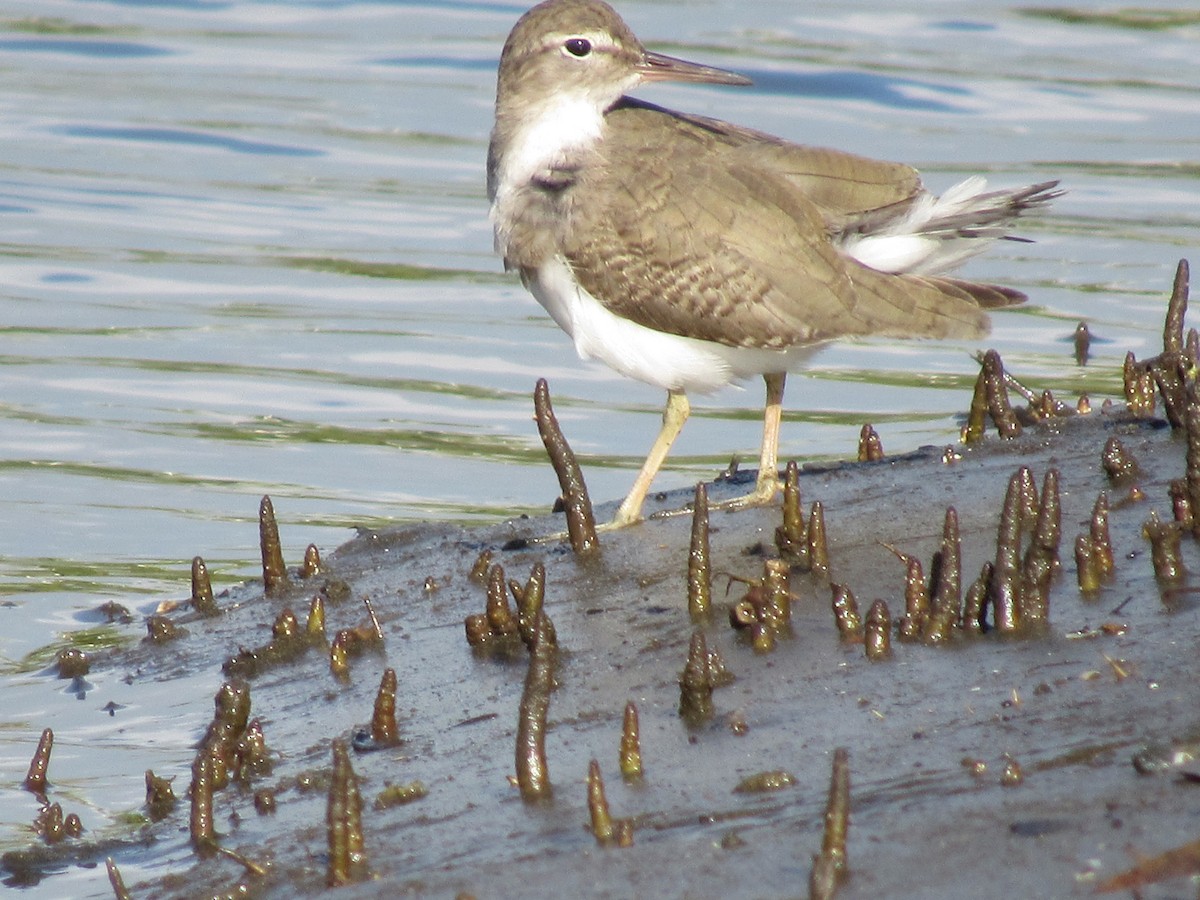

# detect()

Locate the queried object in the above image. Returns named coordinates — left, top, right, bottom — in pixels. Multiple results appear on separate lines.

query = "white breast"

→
left=528, top=257, right=817, bottom=395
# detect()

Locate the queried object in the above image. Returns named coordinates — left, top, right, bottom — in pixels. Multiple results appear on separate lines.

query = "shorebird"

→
left=487, top=0, right=1059, bottom=527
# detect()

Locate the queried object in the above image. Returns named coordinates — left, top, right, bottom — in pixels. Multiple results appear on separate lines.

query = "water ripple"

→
left=49, top=125, right=324, bottom=157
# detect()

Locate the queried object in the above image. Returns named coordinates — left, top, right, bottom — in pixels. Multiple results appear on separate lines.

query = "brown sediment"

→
left=808, top=501, right=829, bottom=576
left=983, top=349, right=1021, bottom=438
left=864, top=600, right=892, bottom=661
left=466, top=562, right=531, bottom=650
left=830, top=583, right=863, bottom=642
left=273, top=608, right=299, bottom=640
left=1075, top=534, right=1102, bottom=595
left=55, top=647, right=88, bottom=679
left=727, top=559, right=792, bottom=653
left=706, top=643, right=733, bottom=687
left=197, top=680, right=251, bottom=790
left=96, top=600, right=133, bottom=624
left=23, top=728, right=52, bottom=795
left=1164, top=258, right=1189, bottom=356
left=34, top=803, right=79, bottom=844
left=330, top=630, right=351, bottom=678
left=1030, top=470, right=1062, bottom=569
left=1143, top=511, right=1185, bottom=584
left=587, top=759, right=633, bottom=848
left=734, top=770, right=797, bottom=792
left=961, top=561, right=992, bottom=634
left=587, top=758, right=614, bottom=844
left=254, top=788, right=277, bottom=815
left=1169, top=478, right=1192, bottom=525
left=990, top=469, right=1025, bottom=634
left=533, top=378, right=598, bottom=555
left=1073, top=321, right=1091, bottom=365
left=922, top=536, right=961, bottom=643
left=887, top=548, right=927, bottom=641
left=300, top=543, right=322, bottom=579
left=619, top=701, right=643, bottom=780
left=961, top=757, right=989, bottom=779
left=189, top=752, right=217, bottom=857
left=307, top=595, right=327, bottom=641
left=515, top=613, right=556, bottom=801
left=191, top=556, right=219, bottom=616
left=1017, top=466, right=1039, bottom=533
left=1089, top=493, right=1115, bottom=577
left=1186, top=380, right=1200, bottom=538
left=963, top=356, right=989, bottom=443
left=760, top=558, right=792, bottom=630
left=223, top=604, right=320, bottom=678
left=1102, top=436, right=1140, bottom=484
left=326, top=605, right=386, bottom=677
left=1122, top=351, right=1156, bottom=418
left=327, top=738, right=366, bottom=887
left=233, top=718, right=271, bottom=782
left=750, top=614, right=775, bottom=653
left=687, top=482, right=712, bottom=620
left=145, top=614, right=181, bottom=643
left=1129, top=262, right=1193, bottom=430
left=469, top=549, right=493, bottom=583
left=857, top=423, right=883, bottom=462
left=932, top=506, right=962, bottom=625
left=809, top=747, right=850, bottom=898
left=1000, top=755, right=1025, bottom=787
left=106, top=857, right=131, bottom=900
left=514, top=562, right=546, bottom=650
left=373, top=781, right=428, bottom=810
left=259, top=495, right=290, bottom=596
left=485, top=564, right=518, bottom=636
left=679, top=630, right=715, bottom=726
left=371, top=668, right=400, bottom=747
left=776, top=460, right=808, bottom=567
left=145, top=769, right=177, bottom=821
left=1019, top=468, right=1061, bottom=627
left=322, top=579, right=351, bottom=606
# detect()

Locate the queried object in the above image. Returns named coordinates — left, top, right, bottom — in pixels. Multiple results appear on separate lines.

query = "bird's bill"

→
left=638, top=50, right=752, bottom=87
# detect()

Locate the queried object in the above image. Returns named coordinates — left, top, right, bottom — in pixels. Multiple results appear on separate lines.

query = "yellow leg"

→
left=717, top=372, right=786, bottom=511
left=755, top=371, right=786, bottom=502
left=610, top=390, right=690, bottom=527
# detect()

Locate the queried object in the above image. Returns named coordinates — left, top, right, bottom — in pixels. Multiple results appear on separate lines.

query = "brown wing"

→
left=563, top=103, right=998, bottom=349
left=658, top=102, right=926, bottom=222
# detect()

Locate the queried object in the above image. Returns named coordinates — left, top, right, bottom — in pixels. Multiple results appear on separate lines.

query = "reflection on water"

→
left=0, top=0, right=1198, bottom=892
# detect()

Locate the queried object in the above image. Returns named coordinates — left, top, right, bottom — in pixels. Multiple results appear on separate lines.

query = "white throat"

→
left=490, top=93, right=605, bottom=244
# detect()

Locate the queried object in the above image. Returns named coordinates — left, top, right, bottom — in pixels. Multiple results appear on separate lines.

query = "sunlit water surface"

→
left=1, top=0, right=1198, bottom=893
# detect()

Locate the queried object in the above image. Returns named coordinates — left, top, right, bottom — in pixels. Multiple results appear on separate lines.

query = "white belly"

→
left=528, top=258, right=817, bottom=395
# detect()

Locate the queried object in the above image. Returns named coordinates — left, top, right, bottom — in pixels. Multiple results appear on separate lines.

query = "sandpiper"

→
left=487, top=0, right=1059, bottom=526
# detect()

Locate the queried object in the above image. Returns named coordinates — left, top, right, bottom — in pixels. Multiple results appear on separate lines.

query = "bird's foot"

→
left=710, top=474, right=781, bottom=513
left=609, top=472, right=783, bottom=526
left=530, top=473, right=781, bottom=543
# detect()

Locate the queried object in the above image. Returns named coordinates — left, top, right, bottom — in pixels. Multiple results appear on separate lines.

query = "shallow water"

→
left=0, top=0, right=1197, bottom=891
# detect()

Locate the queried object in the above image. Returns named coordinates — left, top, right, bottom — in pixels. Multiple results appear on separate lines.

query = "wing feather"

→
left=564, top=102, right=1000, bottom=348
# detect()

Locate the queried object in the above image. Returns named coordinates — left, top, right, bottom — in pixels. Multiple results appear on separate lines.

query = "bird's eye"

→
left=564, top=38, right=592, bottom=58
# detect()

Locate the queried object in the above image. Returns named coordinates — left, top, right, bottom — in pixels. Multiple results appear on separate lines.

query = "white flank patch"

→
left=528, top=257, right=816, bottom=394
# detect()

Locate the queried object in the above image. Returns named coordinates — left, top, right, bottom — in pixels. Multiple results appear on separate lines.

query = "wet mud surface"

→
left=7, top=400, right=1200, bottom=898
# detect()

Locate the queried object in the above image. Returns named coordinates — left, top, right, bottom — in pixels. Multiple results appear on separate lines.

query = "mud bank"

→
left=5, top=269, right=1200, bottom=899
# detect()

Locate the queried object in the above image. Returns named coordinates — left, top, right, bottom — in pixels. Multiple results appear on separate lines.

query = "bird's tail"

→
left=838, top=178, right=1062, bottom=277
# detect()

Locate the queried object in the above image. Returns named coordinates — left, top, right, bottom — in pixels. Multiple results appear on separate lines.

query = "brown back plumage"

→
left=561, top=100, right=1026, bottom=348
